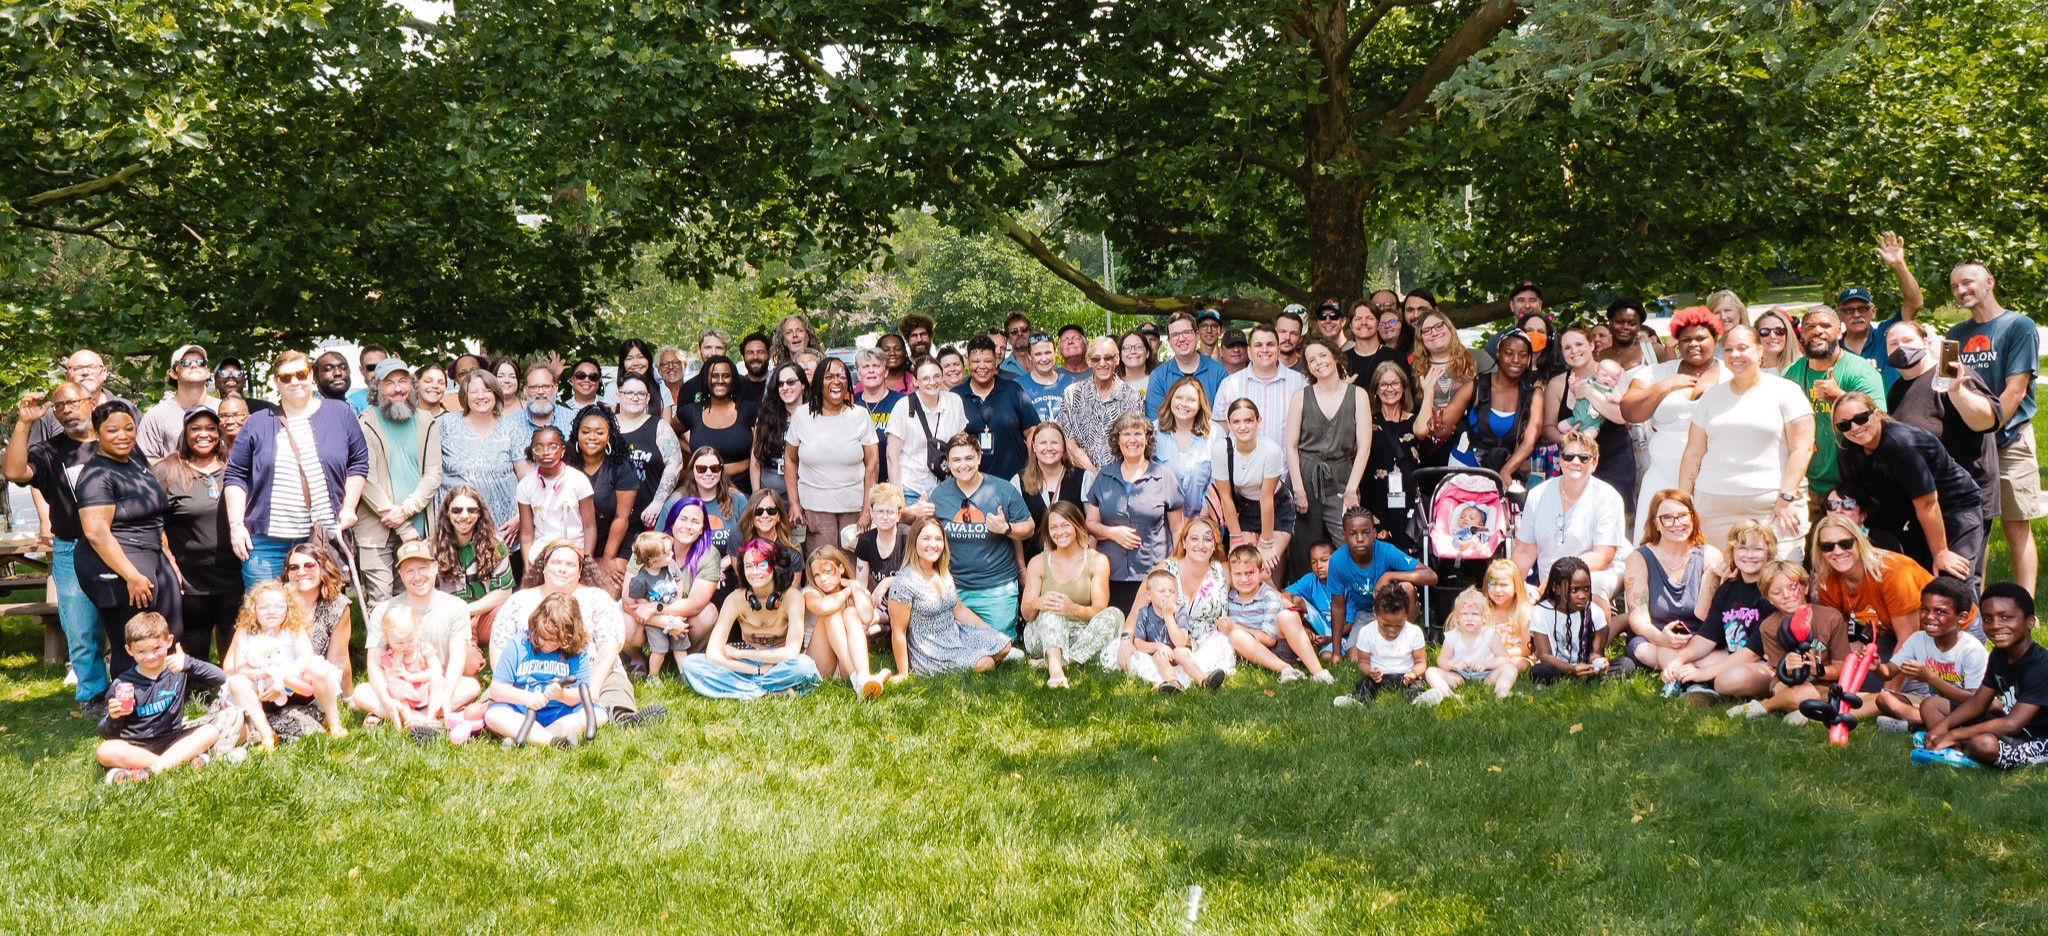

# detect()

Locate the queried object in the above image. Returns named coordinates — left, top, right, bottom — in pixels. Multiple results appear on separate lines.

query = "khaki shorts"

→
left=1995, top=431, right=2047, bottom=521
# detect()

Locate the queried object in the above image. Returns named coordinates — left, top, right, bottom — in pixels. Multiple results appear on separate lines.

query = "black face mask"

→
left=1887, top=346, right=1925, bottom=369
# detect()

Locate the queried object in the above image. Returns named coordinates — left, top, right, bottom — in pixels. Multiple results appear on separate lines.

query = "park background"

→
left=5, top=1, right=2048, bottom=931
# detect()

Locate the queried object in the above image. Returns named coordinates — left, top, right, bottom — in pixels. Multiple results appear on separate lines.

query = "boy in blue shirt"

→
left=1219, top=545, right=1333, bottom=683
left=1284, top=541, right=1337, bottom=639
left=1325, top=508, right=1437, bottom=652
left=485, top=593, right=601, bottom=747
left=97, top=613, right=228, bottom=783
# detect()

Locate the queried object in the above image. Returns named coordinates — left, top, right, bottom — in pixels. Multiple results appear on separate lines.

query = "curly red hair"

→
left=1668, top=305, right=1722, bottom=338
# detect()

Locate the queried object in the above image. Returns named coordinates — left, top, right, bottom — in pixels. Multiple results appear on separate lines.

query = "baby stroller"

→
left=1411, top=466, right=1515, bottom=638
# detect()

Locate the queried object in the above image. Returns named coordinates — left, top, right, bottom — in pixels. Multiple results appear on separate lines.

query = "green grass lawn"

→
left=2, top=613, right=2046, bottom=934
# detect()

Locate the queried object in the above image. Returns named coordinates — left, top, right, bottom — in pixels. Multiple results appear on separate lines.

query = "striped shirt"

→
left=1210, top=366, right=1307, bottom=451
left=1225, top=584, right=1285, bottom=636
left=266, top=413, right=332, bottom=538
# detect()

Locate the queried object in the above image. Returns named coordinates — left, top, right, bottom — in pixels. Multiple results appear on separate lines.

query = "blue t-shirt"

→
left=345, top=388, right=371, bottom=414
left=1947, top=311, right=2039, bottom=446
left=928, top=475, right=1031, bottom=591
left=1284, top=573, right=1334, bottom=635
left=1851, top=317, right=1905, bottom=392
left=1016, top=371, right=1076, bottom=423
left=493, top=639, right=592, bottom=719
left=1132, top=603, right=1192, bottom=646
left=1323, top=541, right=1421, bottom=625
left=1144, top=356, right=1229, bottom=420
left=953, top=378, right=1041, bottom=480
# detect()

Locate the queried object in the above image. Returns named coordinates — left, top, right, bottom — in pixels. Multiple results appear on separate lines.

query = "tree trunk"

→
left=1305, top=177, right=1369, bottom=307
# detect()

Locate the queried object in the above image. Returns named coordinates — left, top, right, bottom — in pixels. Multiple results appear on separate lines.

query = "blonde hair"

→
left=1724, top=519, right=1779, bottom=567
left=1812, top=514, right=1886, bottom=583
left=632, top=531, right=673, bottom=567
left=807, top=545, right=852, bottom=587
left=868, top=482, right=904, bottom=510
left=1760, top=559, right=1809, bottom=594
left=1451, top=587, right=1489, bottom=627
left=237, top=581, right=310, bottom=634
left=1153, top=377, right=1212, bottom=437
left=1703, top=289, right=1748, bottom=327
left=904, top=516, right=951, bottom=581
left=1480, top=558, right=1531, bottom=631
left=381, top=603, right=421, bottom=646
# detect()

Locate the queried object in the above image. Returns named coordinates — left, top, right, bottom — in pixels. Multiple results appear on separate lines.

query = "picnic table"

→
left=0, top=538, right=62, bottom=664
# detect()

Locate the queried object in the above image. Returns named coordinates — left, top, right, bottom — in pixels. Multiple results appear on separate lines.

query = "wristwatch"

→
left=1777, top=491, right=1798, bottom=503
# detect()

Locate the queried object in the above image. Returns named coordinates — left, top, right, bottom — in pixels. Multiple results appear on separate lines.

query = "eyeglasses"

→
left=1818, top=538, right=1856, bottom=554
left=617, top=391, right=649, bottom=400
left=1029, top=333, right=1051, bottom=344
left=777, top=377, right=804, bottom=388
left=1655, top=513, right=1691, bottom=526
left=1006, top=326, right=1033, bottom=336
left=1756, top=326, right=1787, bottom=338
left=1315, top=312, right=1343, bottom=321
left=1828, top=495, right=1858, bottom=511
left=753, top=506, right=781, bottom=516
left=52, top=397, right=89, bottom=409
left=1419, top=323, right=1449, bottom=336
left=275, top=369, right=311, bottom=383
left=286, top=561, right=320, bottom=572
left=176, top=357, right=206, bottom=369
left=1558, top=452, right=1594, bottom=464
left=572, top=371, right=600, bottom=381
left=448, top=505, right=480, bottom=515
left=693, top=464, right=722, bottom=474
left=1835, top=411, right=1875, bottom=434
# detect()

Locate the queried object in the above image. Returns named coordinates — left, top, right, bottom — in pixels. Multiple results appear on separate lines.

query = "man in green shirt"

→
left=1780, top=307, right=1886, bottom=516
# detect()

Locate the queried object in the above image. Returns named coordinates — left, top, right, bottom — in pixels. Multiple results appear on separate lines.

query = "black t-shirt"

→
left=577, top=458, right=642, bottom=557
left=1985, top=642, right=2048, bottom=740
left=1696, top=579, right=1769, bottom=657
left=151, top=462, right=240, bottom=595
left=1346, top=346, right=1405, bottom=390
left=1838, top=420, right=1983, bottom=530
left=675, top=373, right=707, bottom=410
left=74, top=454, right=166, bottom=551
left=98, top=659, right=226, bottom=743
left=28, top=393, right=128, bottom=448
left=854, top=527, right=907, bottom=583
left=1887, top=369, right=1998, bottom=493
left=678, top=401, right=756, bottom=471
left=23, top=433, right=97, bottom=541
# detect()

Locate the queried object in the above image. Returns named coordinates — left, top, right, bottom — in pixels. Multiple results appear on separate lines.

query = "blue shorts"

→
left=489, top=701, right=584, bottom=728
left=1456, top=669, right=1492, bottom=682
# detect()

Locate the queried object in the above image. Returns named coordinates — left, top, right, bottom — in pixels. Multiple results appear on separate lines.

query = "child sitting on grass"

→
left=1480, top=558, right=1534, bottom=684
left=352, top=604, right=445, bottom=732
left=1915, top=583, right=2048, bottom=769
left=486, top=592, right=604, bottom=747
left=97, top=613, right=229, bottom=783
left=1121, top=568, right=1212, bottom=693
left=1727, top=561, right=1857, bottom=725
left=1528, top=557, right=1615, bottom=684
left=223, top=581, right=346, bottom=748
left=802, top=545, right=887, bottom=700
left=626, top=531, right=690, bottom=680
left=1217, top=545, right=1332, bottom=684
left=1282, top=540, right=1336, bottom=652
left=1334, top=581, right=1426, bottom=706
left=1418, top=588, right=1516, bottom=704
left=1873, top=577, right=1988, bottom=732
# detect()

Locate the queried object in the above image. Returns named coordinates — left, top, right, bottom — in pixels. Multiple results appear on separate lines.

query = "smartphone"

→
left=1668, top=622, right=1692, bottom=637
left=1934, top=339, right=1961, bottom=392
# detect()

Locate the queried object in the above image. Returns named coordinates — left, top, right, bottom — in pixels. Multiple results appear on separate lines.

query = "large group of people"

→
left=9, top=234, right=2047, bottom=781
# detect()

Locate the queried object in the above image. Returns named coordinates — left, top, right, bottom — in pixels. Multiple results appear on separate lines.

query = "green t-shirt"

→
left=1781, top=352, right=1886, bottom=496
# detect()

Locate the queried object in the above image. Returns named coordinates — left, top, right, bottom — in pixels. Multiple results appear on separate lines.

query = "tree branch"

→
left=15, top=213, right=117, bottom=235
left=1127, top=222, right=1308, bottom=301
left=990, top=211, right=1280, bottom=321
left=15, top=162, right=154, bottom=213
left=400, top=16, right=443, bottom=36
left=1373, top=0, right=1520, bottom=139
left=1212, top=148, right=1310, bottom=187
left=1342, top=0, right=1436, bottom=62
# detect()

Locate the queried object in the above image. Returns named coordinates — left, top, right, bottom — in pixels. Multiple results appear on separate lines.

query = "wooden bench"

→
left=0, top=600, right=63, bottom=665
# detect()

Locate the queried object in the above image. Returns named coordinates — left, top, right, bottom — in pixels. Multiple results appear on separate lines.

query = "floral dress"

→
left=1160, top=558, right=1228, bottom=639
left=890, top=569, right=1012, bottom=675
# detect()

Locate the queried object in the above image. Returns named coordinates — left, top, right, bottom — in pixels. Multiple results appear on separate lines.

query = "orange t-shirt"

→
left=1816, top=550, right=1934, bottom=641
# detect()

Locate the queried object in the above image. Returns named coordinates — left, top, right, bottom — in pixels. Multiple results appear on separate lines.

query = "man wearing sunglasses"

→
left=1782, top=307, right=1888, bottom=522
left=565, top=357, right=607, bottom=412
left=1513, top=432, right=1628, bottom=603
left=138, top=344, right=217, bottom=462
left=998, top=313, right=1035, bottom=380
left=212, top=358, right=276, bottom=415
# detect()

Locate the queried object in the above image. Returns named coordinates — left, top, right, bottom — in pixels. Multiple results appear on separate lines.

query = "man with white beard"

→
left=354, top=359, right=443, bottom=605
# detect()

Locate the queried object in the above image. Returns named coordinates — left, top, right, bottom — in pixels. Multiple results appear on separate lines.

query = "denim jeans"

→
left=960, top=580, right=1021, bottom=641
left=50, top=539, right=105, bottom=702
left=681, top=655, right=820, bottom=700
left=241, top=533, right=305, bottom=589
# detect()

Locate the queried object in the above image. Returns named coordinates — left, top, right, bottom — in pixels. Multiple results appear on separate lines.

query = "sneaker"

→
left=1910, top=747, right=1981, bottom=769
left=612, top=703, right=667, bottom=729
left=1202, top=670, right=1227, bottom=691
left=860, top=676, right=884, bottom=700
left=1727, top=701, right=1767, bottom=720
left=1608, top=656, right=1639, bottom=677
left=1413, top=688, right=1448, bottom=707
left=1661, top=680, right=1680, bottom=698
left=78, top=697, right=108, bottom=721
left=550, top=737, right=576, bottom=749
left=1782, top=710, right=1809, bottom=727
left=1309, top=670, right=1336, bottom=684
left=1912, top=731, right=1928, bottom=750
left=1002, top=647, right=1026, bottom=665
left=1876, top=716, right=1909, bottom=734
left=1276, top=668, right=1303, bottom=684
left=1332, top=694, right=1362, bottom=708
left=1155, top=681, right=1183, bottom=695
left=448, top=718, right=480, bottom=746
left=1681, top=685, right=1720, bottom=709
left=408, top=723, right=446, bottom=745
left=103, top=767, right=148, bottom=784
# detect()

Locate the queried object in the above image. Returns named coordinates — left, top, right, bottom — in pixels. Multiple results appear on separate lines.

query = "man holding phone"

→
left=1947, top=260, right=2043, bottom=598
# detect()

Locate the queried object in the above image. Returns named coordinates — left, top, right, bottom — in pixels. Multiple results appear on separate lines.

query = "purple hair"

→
left=660, top=496, right=713, bottom=581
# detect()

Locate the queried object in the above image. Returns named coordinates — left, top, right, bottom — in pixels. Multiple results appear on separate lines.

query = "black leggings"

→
left=83, top=549, right=182, bottom=676
left=178, top=590, right=245, bottom=664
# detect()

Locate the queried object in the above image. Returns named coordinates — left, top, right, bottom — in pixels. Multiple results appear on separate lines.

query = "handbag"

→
left=280, top=412, right=357, bottom=589
left=909, top=394, right=949, bottom=477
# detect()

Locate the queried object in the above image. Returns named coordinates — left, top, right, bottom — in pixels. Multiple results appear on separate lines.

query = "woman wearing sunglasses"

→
left=1830, top=391, right=1985, bottom=587
left=681, top=445, right=747, bottom=553
left=1511, top=430, right=1628, bottom=602
left=223, top=349, right=370, bottom=588
left=717, top=489, right=800, bottom=606
left=1809, top=515, right=1942, bottom=660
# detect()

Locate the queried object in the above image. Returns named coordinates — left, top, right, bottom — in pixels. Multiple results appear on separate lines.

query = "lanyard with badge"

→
left=970, top=390, right=996, bottom=452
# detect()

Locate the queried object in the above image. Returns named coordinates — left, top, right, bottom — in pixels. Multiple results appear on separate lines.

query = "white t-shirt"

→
left=1515, top=476, right=1629, bottom=575
left=1688, top=374, right=1813, bottom=497
left=787, top=405, right=879, bottom=513
left=1530, top=602, right=1610, bottom=664
left=366, top=590, right=473, bottom=658
left=1208, top=435, right=1286, bottom=494
left=1891, top=630, right=1990, bottom=696
left=1352, top=621, right=1426, bottom=673
left=515, top=467, right=594, bottom=547
left=1628, top=359, right=1732, bottom=472
left=886, top=393, right=967, bottom=498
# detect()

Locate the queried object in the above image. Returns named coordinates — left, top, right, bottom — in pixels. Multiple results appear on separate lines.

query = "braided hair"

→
left=1538, top=556, right=1595, bottom=664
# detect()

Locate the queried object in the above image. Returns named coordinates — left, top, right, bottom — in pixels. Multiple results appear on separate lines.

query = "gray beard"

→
left=527, top=398, right=556, bottom=419
left=377, top=399, right=415, bottom=422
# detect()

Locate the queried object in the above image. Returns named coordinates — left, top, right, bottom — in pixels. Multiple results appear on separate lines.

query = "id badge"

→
left=1386, top=468, right=1405, bottom=508
left=980, top=429, right=993, bottom=451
